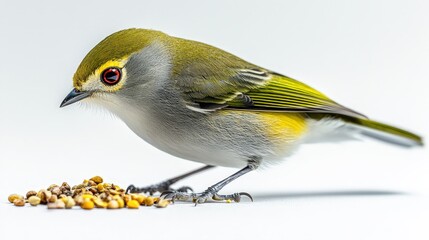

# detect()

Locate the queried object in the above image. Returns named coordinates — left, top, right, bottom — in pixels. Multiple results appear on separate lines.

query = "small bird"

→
left=61, top=28, right=423, bottom=204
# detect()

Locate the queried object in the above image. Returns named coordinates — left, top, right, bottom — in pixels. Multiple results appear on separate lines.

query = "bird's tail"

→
left=342, top=117, right=423, bottom=147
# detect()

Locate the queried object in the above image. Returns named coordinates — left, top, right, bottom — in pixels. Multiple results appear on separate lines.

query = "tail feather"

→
left=343, top=117, right=423, bottom=147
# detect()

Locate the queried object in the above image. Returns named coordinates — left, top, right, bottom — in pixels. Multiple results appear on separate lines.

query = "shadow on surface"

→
left=253, top=190, right=405, bottom=201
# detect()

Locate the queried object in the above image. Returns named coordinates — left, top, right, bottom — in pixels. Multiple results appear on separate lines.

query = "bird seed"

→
left=7, top=176, right=171, bottom=210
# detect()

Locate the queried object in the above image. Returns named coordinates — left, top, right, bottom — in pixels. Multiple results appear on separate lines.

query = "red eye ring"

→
left=101, top=68, right=122, bottom=85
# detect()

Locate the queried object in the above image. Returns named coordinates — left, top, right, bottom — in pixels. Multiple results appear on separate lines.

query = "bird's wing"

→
left=173, top=49, right=364, bottom=118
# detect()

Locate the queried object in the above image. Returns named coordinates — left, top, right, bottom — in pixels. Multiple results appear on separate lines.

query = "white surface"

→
left=0, top=0, right=428, bottom=239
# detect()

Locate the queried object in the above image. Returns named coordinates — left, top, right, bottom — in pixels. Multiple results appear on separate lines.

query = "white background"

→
left=0, top=0, right=428, bottom=239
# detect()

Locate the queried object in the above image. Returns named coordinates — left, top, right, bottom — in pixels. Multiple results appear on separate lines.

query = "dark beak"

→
left=60, top=88, right=92, bottom=108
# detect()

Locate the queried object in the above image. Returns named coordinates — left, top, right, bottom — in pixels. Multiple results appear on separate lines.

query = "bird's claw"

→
left=160, top=189, right=253, bottom=205
left=175, top=186, right=194, bottom=193
left=125, top=184, right=139, bottom=194
left=125, top=183, right=193, bottom=195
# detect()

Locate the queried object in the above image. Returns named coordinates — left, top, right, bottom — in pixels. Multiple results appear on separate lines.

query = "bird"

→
left=60, top=28, right=423, bottom=204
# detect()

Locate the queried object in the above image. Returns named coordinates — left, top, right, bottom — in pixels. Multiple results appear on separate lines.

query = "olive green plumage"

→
left=74, top=29, right=167, bottom=87
left=76, top=29, right=364, bottom=117
left=72, top=28, right=423, bottom=147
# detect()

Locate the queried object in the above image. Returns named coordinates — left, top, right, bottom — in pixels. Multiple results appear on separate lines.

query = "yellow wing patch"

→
left=257, top=112, right=307, bottom=147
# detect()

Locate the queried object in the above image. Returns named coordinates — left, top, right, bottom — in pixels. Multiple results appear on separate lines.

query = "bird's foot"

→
left=126, top=183, right=193, bottom=195
left=161, top=186, right=253, bottom=205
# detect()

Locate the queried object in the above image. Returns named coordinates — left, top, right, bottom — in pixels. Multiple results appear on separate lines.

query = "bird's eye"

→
left=101, top=68, right=122, bottom=85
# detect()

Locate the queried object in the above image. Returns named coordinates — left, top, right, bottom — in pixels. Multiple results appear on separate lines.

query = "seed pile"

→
left=7, top=176, right=170, bottom=209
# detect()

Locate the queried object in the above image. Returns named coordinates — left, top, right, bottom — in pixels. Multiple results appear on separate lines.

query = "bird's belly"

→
left=114, top=103, right=308, bottom=168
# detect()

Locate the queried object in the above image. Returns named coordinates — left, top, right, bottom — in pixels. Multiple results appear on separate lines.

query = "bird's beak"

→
left=60, top=88, right=92, bottom=108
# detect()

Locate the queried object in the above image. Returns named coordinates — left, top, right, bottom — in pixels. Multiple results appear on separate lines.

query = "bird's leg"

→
left=126, top=165, right=214, bottom=195
left=161, top=160, right=258, bottom=205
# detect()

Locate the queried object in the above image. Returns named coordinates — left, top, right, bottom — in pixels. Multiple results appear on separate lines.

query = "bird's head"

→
left=60, top=28, right=170, bottom=108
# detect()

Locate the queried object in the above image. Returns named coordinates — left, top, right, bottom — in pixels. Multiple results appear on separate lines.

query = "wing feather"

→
left=171, top=41, right=364, bottom=118
left=177, top=67, right=365, bottom=118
